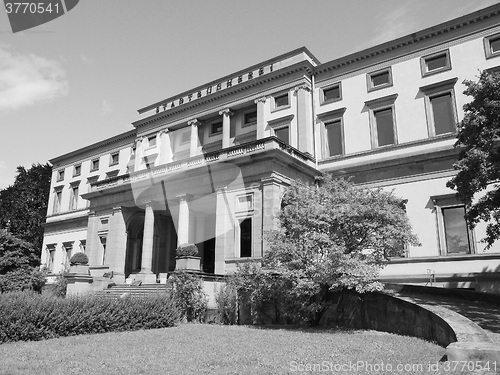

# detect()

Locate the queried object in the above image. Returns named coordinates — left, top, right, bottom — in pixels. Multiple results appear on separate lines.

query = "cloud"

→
left=101, top=99, right=113, bottom=115
left=0, top=46, right=68, bottom=114
left=0, top=160, right=14, bottom=190
left=80, top=53, right=95, bottom=66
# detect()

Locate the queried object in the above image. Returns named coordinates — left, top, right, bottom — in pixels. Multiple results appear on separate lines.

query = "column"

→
left=261, top=177, right=282, bottom=257
left=85, top=211, right=100, bottom=266
left=106, top=206, right=127, bottom=283
left=139, top=201, right=156, bottom=282
left=176, top=194, right=191, bottom=245
left=188, top=119, right=201, bottom=157
left=219, top=109, right=233, bottom=149
left=134, top=137, right=144, bottom=171
left=159, top=129, right=173, bottom=164
left=214, top=186, right=233, bottom=274
left=295, top=85, right=314, bottom=155
left=254, top=97, right=267, bottom=139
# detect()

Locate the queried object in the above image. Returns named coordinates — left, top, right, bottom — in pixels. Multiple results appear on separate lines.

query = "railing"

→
left=91, top=137, right=316, bottom=192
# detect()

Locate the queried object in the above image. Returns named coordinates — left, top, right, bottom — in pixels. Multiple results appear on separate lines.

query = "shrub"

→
left=0, top=291, right=181, bottom=343
left=70, top=252, right=89, bottom=265
left=0, top=268, right=46, bottom=293
left=215, top=282, right=238, bottom=325
left=168, top=272, right=207, bottom=322
left=175, top=244, right=198, bottom=257
left=51, top=275, right=68, bottom=297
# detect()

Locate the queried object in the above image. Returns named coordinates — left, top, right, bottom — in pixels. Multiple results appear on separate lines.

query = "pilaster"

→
left=261, top=177, right=283, bottom=256
left=106, top=206, right=127, bottom=282
left=176, top=194, right=192, bottom=245
left=188, top=119, right=201, bottom=157
left=139, top=201, right=156, bottom=282
left=159, top=129, right=173, bottom=164
left=254, top=97, right=267, bottom=139
left=295, top=85, right=314, bottom=155
left=219, top=109, right=233, bottom=149
left=214, top=186, right=233, bottom=274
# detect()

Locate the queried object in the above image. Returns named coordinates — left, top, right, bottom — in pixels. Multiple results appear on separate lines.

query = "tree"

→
left=234, top=176, right=419, bottom=325
left=0, top=163, right=51, bottom=256
left=446, top=70, right=500, bottom=249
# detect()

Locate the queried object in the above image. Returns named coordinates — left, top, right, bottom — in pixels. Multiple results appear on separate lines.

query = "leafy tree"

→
left=0, top=163, right=51, bottom=255
left=235, top=176, right=419, bottom=325
left=447, top=70, right=500, bottom=249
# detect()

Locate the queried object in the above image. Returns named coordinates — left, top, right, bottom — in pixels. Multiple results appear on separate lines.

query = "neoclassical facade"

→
left=43, top=4, right=500, bottom=292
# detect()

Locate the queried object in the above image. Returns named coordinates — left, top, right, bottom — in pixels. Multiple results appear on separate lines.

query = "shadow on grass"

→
left=245, top=324, right=370, bottom=335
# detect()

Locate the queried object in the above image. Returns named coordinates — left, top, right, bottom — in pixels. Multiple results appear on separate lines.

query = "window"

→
left=273, top=92, right=290, bottom=110
left=274, top=126, right=290, bottom=145
left=239, top=218, right=252, bottom=257
left=79, top=239, right=86, bottom=253
left=321, top=83, right=342, bottom=104
left=57, top=169, right=65, bottom=181
left=367, top=68, right=392, bottom=92
left=148, top=135, right=157, bottom=148
left=110, top=152, right=119, bottom=166
left=420, top=78, right=458, bottom=137
left=46, top=244, right=56, bottom=272
left=180, top=131, right=190, bottom=144
left=365, top=94, right=398, bottom=148
left=433, top=195, right=474, bottom=255
left=236, top=194, right=254, bottom=212
left=325, top=120, right=343, bottom=157
left=53, top=190, right=62, bottom=214
left=73, top=164, right=81, bottom=177
left=63, top=241, right=73, bottom=270
left=243, top=111, right=257, bottom=126
left=484, top=33, right=500, bottom=59
left=420, top=50, right=451, bottom=77
left=91, top=158, right=100, bottom=171
left=100, top=236, right=107, bottom=265
left=69, top=185, right=79, bottom=210
left=210, top=121, right=223, bottom=136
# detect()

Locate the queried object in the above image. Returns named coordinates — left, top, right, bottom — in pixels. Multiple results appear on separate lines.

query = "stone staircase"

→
left=95, top=283, right=171, bottom=299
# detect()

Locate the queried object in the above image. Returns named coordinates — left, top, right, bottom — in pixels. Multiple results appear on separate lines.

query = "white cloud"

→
left=0, top=160, right=14, bottom=190
left=0, top=46, right=68, bottom=114
left=101, top=99, right=113, bottom=115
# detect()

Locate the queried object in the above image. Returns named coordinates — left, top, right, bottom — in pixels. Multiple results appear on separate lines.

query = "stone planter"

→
left=69, top=265, right=90, bottom=275
left=175, top=256, right=201, bottom=271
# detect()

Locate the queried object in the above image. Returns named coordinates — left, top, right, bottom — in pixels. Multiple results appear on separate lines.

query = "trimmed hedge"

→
left=0, top=292, right=181, bottom=343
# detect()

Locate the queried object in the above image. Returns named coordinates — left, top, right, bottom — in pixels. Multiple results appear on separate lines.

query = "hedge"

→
left=0, top=292, right=181, bottom=343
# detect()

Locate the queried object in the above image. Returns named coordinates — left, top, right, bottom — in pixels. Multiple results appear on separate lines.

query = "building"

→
left=42, top=4, right=500, bottom=293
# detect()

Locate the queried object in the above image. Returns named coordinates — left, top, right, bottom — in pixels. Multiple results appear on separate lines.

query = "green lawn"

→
left=0, top=324, right=452, bottom=374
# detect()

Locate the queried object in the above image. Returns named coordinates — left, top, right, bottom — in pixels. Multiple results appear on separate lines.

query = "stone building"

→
left=43, top=4, right=500, bottom=292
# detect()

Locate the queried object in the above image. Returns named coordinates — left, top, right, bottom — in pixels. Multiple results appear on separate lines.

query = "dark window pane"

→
left=240, top=218, right=252, bottom=257
left=275, top=127, right=289, bottom=145
left=374, top=108, right=395, bottom=146
left=244, top=111, right=257, bottom=124
left=326, top=120, right=343, bottom=156
left=426, top=54, right=448, bottom=71
left=431, top=93, right=455, bottom=135
left=323, top=85, right=340, bottom=101
left=211, top=122, right=223, bottom=134
left=491, top=38, right=500, bottom=53
left=275, top=94, right=289, bottom=107
left=443, top=206, right=471, bottom=254
left=371, top=71, right=390, bottom=87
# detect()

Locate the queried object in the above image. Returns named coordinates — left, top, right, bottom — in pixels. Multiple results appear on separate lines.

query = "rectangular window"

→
left=365, top=94, right=398, bottom=149
left=57, top=169, right=64, bottom=181
left=91, top=159, right=100, bottom=171
left=274, top=126, right=290, bottom=145
left=374, top=108, right=395, bottom=147
left=243, top=111, right=257, bottom=126
left=48, top=249, right=55, bottom=272
left=210, top=121, right=223, bottom=136
left=69, top=185, right=79, bottom=210
left=321, top=83, right=342, bottom=104
left=273, top=93, right=289, bottom=109
left=110, top=152, right=119, bottom=166
left=53, top=190, right=62, bottom=214
left=367, top=68, right=392, bottom=92
left=180, top=131, right=190, bottom=144
left=484, top=33, right=500, bottom=59
left=420, top=50, right=451, bottom=77
left=442, top=206, right=472, bottom=254
left=239, top=218, right=252, bottom=258
left=325, top=120, right=343, bottom=156
left=148, top=135, right=157, bottom=147
left=73, top=165, right=81, bottom=177
left=420, top=78, right=458, bottom=137
left=237, top=194, right=253, bottom=212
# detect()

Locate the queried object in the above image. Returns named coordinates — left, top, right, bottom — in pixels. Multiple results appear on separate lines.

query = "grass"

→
left=0, top=323, right=457, bottom=375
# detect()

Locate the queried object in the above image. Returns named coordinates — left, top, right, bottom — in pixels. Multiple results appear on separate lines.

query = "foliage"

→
left=51, top=275, right=68, bottom=298
left=167, top=271, right=207, bottom=322
left=175, top=243, right=199, bottom=257
left=214, top=281, right=238, bottom=325
left=236, top=176, right=419, bottom=325
left=0, top=230, right=45, bottom=293
left=447, top=70, right=500, bottom=248
left=69, top=252, right=89, bottom=265
left=0, top=163, right=51, bottom=255
left=0, top=291, right=181, bottom=343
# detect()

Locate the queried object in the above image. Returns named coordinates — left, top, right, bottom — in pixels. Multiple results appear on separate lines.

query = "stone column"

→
left=214, top=186, right=233, bottom=274
left=295, top=85, right=314, bottom=155
left=139, top=201, right=156, bottom=283
left=85, top=211, right=100, bottom=266
left=188, top=119, right=201, bottom=157
left=176, top=194, right=191, bottom=245
left=254, top=97, right=267, bottom=139
left=261, top=177, right=282, bottom=257
left=219, top=109, right=233, bottom=149
left=134, top=137, right=144, bottom=171
left=159, top=129, right=173, bottom=164
left=106, top=206, right=127, bottom=283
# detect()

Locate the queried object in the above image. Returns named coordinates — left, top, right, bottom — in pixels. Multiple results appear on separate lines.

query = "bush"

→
left=51, top=275, right=68, bottom=298
left=175, top=244, right=198, bottom=257
left=70, top=252, right=88, bottom=265
left=215, top=282, right=238, bottom=325
left=168, top=272, right=207, bottom=322
left=0, top=291, right=181, bottom=343
left=0, top=268, right=46, bottom=293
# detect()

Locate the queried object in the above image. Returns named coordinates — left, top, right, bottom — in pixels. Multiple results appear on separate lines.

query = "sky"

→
left=0, top=0, right=499, bottom=189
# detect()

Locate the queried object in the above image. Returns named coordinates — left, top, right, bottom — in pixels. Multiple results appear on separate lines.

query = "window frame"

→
left=243, top=110, right=257, bottom=127
left=73, top=164, right=81, bottom=177
left=209, top=121, right=223, bottom=137
left=180, top=131, right=190, bottom=144
left=271, top=92, right=291, bottom=112
left=420, top=78, right=458, bottom=138
left=56, top=169, right=65, bottom=182
left=320, top=82, right=342, bottom=105
left=318, top=107, right=346, bottom=159
left=90, top=158, right=100, bottom=172
left=236, top=217, right=253, bottom=258
left=69, top=183, right=79, bottom=211
left=365, top=94, right=398, bottom=149
left=53, top=188, right=62, bottom=214
left=109, top=152, right=119, bottom=166
left=420, top=50, right=451, bottom=77
left=484, top=33, right=500, bottom=59
left=366, top=67, right=393, bottom=92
